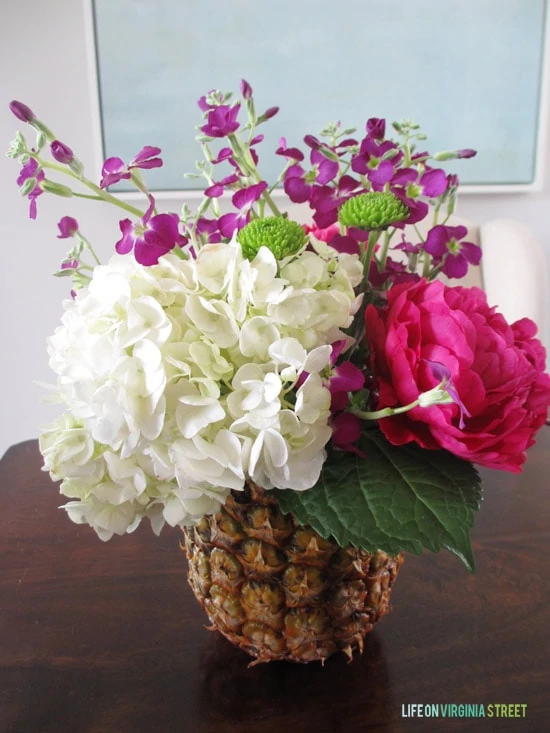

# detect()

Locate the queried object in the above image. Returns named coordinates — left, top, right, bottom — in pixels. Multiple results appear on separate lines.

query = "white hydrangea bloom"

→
left=42, top=239, right=359, bottom=539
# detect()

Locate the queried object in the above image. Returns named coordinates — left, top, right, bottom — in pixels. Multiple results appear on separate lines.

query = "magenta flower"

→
left=100, top=146, right=163, bottom=188
left=17, top=158, right=44, bottom=219
left=424, top=359, right=471, bottom=429
left=283, top=164, right=311, bottom=204
left=200, top=104, right=240, bottom=138
left=60, top=258, right=79, bottom=270
left=351, top=137, right=402, bottom=189
left=331, top=412, right=362, bottom=450
left=9, top=100, right=35, bottom=122
left=303, top=134, right=323, bottom=151
left=369, top=257, right=420, bottom=288
left=116, top=199, right=187, bottom=266
left=195, top=217, right=222, bottom=244
left=391, top=167, right=448, bottom=199
left=424, top=224, right=481, bottom=279
left=330, top=362, right=365, bottom=402
left=217, top=181, right=267, bottom=237
left=309, top=175, right=361, bottom=229
left=57, top=216, right=79, bottom=238
left=326, top=361, right=365, bottom=452
left=204, top=173, right=239, bottom=198
left=276, top=137, right=304, bottom=162
left=211, top=147, right=234, bottom=166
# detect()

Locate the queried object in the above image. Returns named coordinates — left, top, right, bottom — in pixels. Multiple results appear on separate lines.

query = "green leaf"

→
left=271, top=430, right=482, bottom=572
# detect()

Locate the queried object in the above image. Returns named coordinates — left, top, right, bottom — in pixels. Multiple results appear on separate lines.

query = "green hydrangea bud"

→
left=338, top=192, right=409, bottom=230
left=237, top=217, right=306, bottom=260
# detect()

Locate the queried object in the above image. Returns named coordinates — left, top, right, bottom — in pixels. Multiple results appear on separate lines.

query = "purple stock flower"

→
left=309, top=174, right=361, bottom=229
left=369, top=257, right=420, bottom=288
left=311, top=149, right=339, bottom=184
left=392, top=166, right=448, bottom=199
left=283, top=149, right=340, bottom=206
left=457, top=148, right=477, bottom=159
left=423, top=359, right=471, bottom=429
left=330, top=361, right=365, bottom=399
left=197, top=91, right=217, bottom=112
left=351, top=137, right=401, bottom=189
left=9, top=100, right=35, bottom=122
left=195, top=217, right=222, bottom=244
left=50, top=140, right=74, bottom=165
left=424, top=224, right=481, bottom=279
left=100, top=146, right=163, bottom=188
left=61, top=259, right=79, bottom=270
left=283, top=164, right=312, bottom=204
left=116, top=197, right=187, bottom=266
left=276, top=137, right=304, bottom=162
left=57, top=216, right=79, bottom=238
left=200, top=104, right=240, bottom=138
left=204, top=173, right=239, bottom=198
left=303, top=134, right=322, bottom=151
left=217, top=181, right=267, bottom=237
left=17, top=157, right=44, bottom=219
left=211, top=147, right=234, bottom=165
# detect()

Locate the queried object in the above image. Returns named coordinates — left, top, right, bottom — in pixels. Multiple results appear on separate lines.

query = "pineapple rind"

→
left=183, top=482, right=403, bottom=664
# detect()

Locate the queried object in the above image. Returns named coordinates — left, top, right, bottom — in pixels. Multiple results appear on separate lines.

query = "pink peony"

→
left=365, top=279, right=550, bottom=472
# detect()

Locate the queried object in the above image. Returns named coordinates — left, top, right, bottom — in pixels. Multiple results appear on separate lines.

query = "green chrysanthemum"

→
left=338, top=192, right=409, bottom=230
left=237, top=217, right=307, bottom=260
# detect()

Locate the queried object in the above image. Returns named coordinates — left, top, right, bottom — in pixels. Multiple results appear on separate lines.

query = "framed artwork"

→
left=86, top=0, right=549, bottom=194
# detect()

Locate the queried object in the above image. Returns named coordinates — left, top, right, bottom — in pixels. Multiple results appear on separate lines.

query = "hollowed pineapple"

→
left=183, top=482, right=403, bottom=664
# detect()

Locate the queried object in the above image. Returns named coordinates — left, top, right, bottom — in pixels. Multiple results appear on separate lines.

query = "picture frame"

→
left=84, top=0, right=550, bottom=197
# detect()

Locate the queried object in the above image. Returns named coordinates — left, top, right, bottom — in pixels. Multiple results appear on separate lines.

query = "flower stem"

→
left=34, top=156, right=145, bottom=217
left=228, top=133, right=282, bottom=217
left=350, top=399, right=420, bottom=420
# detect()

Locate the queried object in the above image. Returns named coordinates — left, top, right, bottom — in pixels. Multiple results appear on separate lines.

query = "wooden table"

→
left=1, top=437, right=549, bottom=733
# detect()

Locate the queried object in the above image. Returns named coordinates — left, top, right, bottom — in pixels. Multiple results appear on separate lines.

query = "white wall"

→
left=1, top=0, right=549, bottom=456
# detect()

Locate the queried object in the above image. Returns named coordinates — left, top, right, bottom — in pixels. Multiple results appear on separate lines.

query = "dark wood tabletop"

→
left=1, top=436, right=549, bottom=733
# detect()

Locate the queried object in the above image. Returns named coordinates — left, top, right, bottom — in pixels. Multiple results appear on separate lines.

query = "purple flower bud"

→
left=9, top=100, right=35, bottom=123
left=262, top=106, right=279, bottom=121
left=366, top=118, right=386, bottom=139
left=50, top=140, right=74, bottom=164
left=240, top=79, right=253, bottom=100
left=457, top=148, right=477, bottom=159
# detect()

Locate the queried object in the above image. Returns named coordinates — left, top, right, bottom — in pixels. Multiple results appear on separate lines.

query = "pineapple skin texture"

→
left=183, top=482, right=404, bottom=664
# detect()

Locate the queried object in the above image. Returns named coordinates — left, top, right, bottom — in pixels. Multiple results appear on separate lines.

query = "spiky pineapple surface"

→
left=183, top=482, right=403, bottom=664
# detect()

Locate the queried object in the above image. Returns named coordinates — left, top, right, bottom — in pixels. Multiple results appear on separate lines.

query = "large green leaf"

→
left=271, top=430, right=482, bottom=572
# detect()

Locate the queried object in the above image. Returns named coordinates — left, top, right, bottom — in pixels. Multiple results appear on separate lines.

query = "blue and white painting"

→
left=92, top=0, right=547, bottom=190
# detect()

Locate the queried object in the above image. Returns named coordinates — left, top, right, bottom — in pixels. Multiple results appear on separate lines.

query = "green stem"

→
left=228, top=134, right=282, bottom=217
left=72, top=192, right=104, bottom=201
left=350, top=399, right=420, bottom=421
left=378, top=228, right=395, bottom=270
left=361, top=229, right=380, bottom=275
left=34, top=157, right=145, bottom=217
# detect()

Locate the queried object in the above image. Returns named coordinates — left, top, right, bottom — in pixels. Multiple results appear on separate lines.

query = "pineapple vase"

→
left=183, top=482, right=404, bottom=665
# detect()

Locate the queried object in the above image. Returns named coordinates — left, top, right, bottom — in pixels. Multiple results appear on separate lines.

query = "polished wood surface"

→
left=1, top=437, right=549, bottom=733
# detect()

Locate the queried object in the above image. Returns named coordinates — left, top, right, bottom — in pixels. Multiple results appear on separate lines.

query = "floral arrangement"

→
left=8, top=83, right=550, bottom=576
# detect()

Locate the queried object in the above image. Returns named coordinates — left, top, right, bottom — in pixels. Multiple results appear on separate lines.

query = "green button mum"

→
left=338, top=192, right=409, bottom=230
left=237, top=217, right=307, bottom=260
